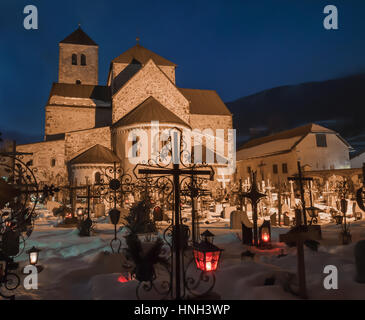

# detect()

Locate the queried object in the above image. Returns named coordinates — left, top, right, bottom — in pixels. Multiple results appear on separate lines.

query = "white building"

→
left=236, top=123, right=351, bottom=185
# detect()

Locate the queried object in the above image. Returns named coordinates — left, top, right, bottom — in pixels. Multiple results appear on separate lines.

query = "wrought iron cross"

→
left=288, top=161, right=313, bottom=226
left=134, top=131, right=214, bottom=300
left=242, top=172, right=266, bottom=246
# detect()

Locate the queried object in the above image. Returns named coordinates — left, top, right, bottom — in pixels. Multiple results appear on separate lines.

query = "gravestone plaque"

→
left=283, top=213, right=290, bottom=226
left=224, top=206, right=237, bottom=219
left=270, top=213, right=277, bottom=226
left=355, top=240, right=365, bottom=283
left=230, top=211, right=242, bottom=229
left=95, top=203, right=105, bottom=217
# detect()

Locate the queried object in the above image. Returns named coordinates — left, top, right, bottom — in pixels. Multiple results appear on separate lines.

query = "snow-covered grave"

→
left=8, top=206, right=365, bottom=300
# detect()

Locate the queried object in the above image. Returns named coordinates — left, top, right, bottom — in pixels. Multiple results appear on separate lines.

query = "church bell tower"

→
left=58, top=26, right=98, bottom=85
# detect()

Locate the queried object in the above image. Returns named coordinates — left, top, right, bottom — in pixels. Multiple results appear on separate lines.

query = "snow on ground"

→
left=6, top=208, right=365, bottom=300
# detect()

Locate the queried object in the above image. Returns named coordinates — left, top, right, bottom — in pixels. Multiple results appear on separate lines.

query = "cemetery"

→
left=1, top=136, right=365, bottom=300
left=2, top=8, right=365, bottom=301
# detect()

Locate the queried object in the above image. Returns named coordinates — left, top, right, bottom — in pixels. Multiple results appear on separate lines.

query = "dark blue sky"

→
left=1, top=0, right=365, bottom=142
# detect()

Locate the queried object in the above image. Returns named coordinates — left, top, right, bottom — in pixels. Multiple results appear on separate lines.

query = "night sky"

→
left=1, top=0, right=365, bottom=142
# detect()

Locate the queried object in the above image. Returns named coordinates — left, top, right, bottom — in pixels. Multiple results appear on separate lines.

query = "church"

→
left=17, top=27, right=233, bottom=192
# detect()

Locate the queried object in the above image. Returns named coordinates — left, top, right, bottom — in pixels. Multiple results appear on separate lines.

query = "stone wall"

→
left=59, top=43, right=98, bottom=85
left=109, top=61, right=175, bottom=88
left=45, top=105, right=111, bottom=136
left=64, top=126, right=111, bottom=161
left=16, top=140, right=67, bottom=185
left=112, top=60, right=189, bottom=124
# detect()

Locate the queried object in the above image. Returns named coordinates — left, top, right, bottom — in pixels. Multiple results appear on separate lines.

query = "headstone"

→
left=230, top=211, right=242, bottom=229
left=46, top=200, right=62, bottom=212
left=215, top=203, right=223, bottom=216
left=241, top=223, right=253, bottom=246
left=241, top=210, right=253, bottom=228
left=94, top=203, right=105, bottom=217
left=270, top=213, right=277, bottom=226
left=283, top=213, right=290, bottom=226
left=224, top=206, right=237, bottom=219
left=355, top=240, right=365, bottom=283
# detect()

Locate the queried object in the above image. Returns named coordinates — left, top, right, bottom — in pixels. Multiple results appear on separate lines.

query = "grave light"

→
left=26, top=246, right=41, bottom=265
left=200, top=229, right=215, bottom=244
left=77, top=208, right=84, bottom=217
left=261, top=227, right=270, bottom=243
left=193, top=240, right=223, bottom=272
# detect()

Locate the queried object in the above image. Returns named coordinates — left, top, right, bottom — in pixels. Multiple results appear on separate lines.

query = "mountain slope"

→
left=226, top=73, right=365, bottom=148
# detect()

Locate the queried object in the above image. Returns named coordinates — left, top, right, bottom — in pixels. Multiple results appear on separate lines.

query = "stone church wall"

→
left=16, top=140, right=66, bottom=185
left=64, top=126, right=111, bottom=161
left=45, top=105, right=111, bottom=136
left=112, top=60, right=189, bottom=124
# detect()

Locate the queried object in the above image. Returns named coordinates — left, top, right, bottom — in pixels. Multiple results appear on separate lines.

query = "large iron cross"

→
left=134, top=131, right=214, bottom=300
left=242, top=172, right=266, bottom=246
left=76, top=185, right=100, bottom=219
left=288, top=161, right=313, bottom=226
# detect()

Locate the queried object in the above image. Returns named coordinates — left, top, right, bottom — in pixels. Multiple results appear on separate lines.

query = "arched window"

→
left=72, top=54, right=77, bottom=65
left=81, top=54, right=86, bottom=66
left=94, top=172, right=101, bottom=184
left=76, top=80, right=81, bottom=84
left=51, top=159, right=56, bottom=167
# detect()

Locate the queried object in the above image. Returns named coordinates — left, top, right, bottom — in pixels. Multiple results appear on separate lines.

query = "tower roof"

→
left=112, top=96, right=189, bottom=128
left=112, top=44, right=176, bottom=66
left=60, top=26, right=98, bottom=46
left=70, top=144, right=120, bottom=165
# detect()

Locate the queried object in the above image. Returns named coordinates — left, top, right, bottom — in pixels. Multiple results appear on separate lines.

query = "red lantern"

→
left=261, top=227, right=270, bottom=242
left=193, top=241, right=223, bottom=272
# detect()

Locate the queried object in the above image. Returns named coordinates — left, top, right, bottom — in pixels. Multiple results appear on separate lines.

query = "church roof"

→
left=180, top=88, right=232, bottom=116
left=70, top=144, right=120, bottom=165
left=60, top=27, right=98, bottom=46
left=113, top=96, right=190, bottom=128
left=237, top=123, right=350, bottom=160
left=48, top=83, right=111, bottom=103
left=112, top=44, right=176, bottom=66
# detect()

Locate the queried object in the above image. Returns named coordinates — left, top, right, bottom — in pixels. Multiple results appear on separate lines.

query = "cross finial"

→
left=78, top=23, right=81, bottom=28
left=136, top=37, right=140, bottom=44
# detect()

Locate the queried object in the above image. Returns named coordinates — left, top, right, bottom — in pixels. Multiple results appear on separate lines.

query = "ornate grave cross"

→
left=76, top=185, right=100, bottom=236
left=231, top=179, right=246, bottom=211
left=181, top=174, right=211, bottom=244
left=242, top=172, right=266, bottom=246
left=288, top=161, right=313, bottom=226
left=134, top=131, right=214, bottom=300
left=258, top=161, right=266, bottom=183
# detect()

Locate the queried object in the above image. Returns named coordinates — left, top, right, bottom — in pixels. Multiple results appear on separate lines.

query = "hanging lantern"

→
left=200, top=230, right=215, bottom=244
left=26, top=246, right=41, bottom=265
left=193, top=240, right=223, bottom=272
